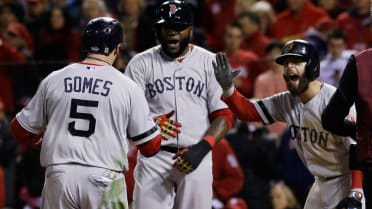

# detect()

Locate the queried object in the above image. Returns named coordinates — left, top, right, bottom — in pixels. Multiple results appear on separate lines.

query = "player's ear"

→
left=113, top=44, right=121, bottom=56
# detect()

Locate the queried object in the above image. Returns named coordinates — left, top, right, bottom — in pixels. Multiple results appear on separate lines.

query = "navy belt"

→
left=160, top=146, right=182, bottom=154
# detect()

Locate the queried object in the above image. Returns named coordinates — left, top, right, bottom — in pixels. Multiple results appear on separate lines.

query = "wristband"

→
left=350, top=189, right=363, bottom=201
left=203, top=135, right=216, bottom=148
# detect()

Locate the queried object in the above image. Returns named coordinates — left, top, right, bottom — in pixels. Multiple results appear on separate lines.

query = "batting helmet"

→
left=275, top=39, right=320, bottom=80
left=155, top=0, right=193, bottom=27
left=83, top=17, right=123, bottom=55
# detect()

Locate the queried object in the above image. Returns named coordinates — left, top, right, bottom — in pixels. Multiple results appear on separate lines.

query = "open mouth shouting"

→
left=166, top=38, right=180, bottom=50
left=284, top=72, right=300, bottom=86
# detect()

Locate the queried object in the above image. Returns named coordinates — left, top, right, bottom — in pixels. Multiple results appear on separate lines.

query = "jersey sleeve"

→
left=124, top=56, right=146, bottom=91
left=16, top=78, right=48, bottom=134
left=252, top=92, right=288, bottom=125
left=127, top=84, right=160, bottom=145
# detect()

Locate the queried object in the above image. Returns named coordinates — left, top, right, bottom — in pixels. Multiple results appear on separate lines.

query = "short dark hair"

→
left=237, top=11, right=261, bottom=26
left=225, top=21, right=243, bottom=32
left=265, top=40, right=285, bottom=54
left=327, top=29, right=347, bottom=42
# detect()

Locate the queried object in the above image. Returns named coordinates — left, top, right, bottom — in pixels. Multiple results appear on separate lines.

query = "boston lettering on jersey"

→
left=146, top=76, right=205, bottom=98
left=288, top=125, right=329, bottom=147
left=64, top=76, right=112, bottom=96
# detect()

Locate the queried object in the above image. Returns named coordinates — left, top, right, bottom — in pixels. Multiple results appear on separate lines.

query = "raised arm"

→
left=213, top=52, right=261, bottom=122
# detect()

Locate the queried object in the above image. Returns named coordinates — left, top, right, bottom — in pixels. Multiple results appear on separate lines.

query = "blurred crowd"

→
left=0, top=0, right=371, bottom=208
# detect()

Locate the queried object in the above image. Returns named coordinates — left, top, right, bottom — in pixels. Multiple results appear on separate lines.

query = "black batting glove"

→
left=336, top=191, right=363, bottom=209
left=172, top=138, right=213, bottom=174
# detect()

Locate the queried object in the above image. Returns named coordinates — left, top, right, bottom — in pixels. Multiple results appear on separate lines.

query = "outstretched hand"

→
left=212, top=52, right=240, bottom=91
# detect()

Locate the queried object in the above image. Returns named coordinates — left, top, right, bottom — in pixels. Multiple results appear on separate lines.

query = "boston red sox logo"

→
left=169, top=4, right=177, bottom=17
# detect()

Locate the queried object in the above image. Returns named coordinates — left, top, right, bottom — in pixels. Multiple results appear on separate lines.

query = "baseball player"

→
left=10, top=17, right=162, bottom=209
left=124, top=1, right=233, bottom=209
left=321, top=48, right=372, bottom=209
left=213, top=39, right=365, bottom=209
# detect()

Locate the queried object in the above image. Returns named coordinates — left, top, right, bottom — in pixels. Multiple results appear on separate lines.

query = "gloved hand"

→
left=336, top=190, right=363, bottom=209
left=172, top=136, right=215, bottom=174
left=212, top=52, right=240, bottom=91
left=154, top=110, right=182, bottom=140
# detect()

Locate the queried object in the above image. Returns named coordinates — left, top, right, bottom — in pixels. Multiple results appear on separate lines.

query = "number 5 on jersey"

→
left=68, top=99, right=98, bottom=137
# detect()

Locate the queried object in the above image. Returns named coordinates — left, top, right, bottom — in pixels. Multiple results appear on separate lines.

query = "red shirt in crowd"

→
left=203, top=0, right=237, bottom=51
left=227, top=50, right=264, bottom=98
left=268, top=0, right=329, bottom=41
left=241, top=31, right=270, bottom=58
left=0, top=39, right=26, bottom=113
left=337, top=11, right=372, bottom=51
left=212, top=139, right=244, bottom=202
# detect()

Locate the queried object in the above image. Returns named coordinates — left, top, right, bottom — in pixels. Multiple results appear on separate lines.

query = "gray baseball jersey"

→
left=125, top=45, right=227, bottom=147
left=16, top=63, right=159, bottom=172
left=253, top=83, right=354, bottom=178
left=125, top=45, right=226, bottom=209
left=252, top=83, right=363, bottom=209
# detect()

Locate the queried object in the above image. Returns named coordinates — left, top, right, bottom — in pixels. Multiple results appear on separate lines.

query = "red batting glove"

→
left=154, top=110, right=182, bottom=140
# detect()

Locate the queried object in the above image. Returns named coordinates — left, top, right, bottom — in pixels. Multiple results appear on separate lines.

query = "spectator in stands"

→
left=35, top=6, right=81, bottom=77
left=254, top=40, right=287, bottom=140
left=4, top=22, right=35, bottom=58
left=81, top=0, right=112, bottom=26
left=0, top=37, right=26, bottom=114
left=226, top=122, right=278, bottom=209
left=223, top=21, right=261, bottom=98
left=268, top=0, right=329, bottom=42
left=117, top=0, right=156, bottom=53
left=3, top=22, right=40, bottom=104
left=319, top=29, right=356, bottom=86
left=212, top=138, right=246, bottom=209
left=0, top=98, right=17, bottom=207
left=305, top=17, right=338, bottom=60
left=0, top=99, right=5, bottom=208
left=336, top=0, right=372, bottom=51
left=275, top=129, right=314, bottom=207
left=237, top=11, right=271, bottom=57
left=24, top=0, right=48, bottom=48
left=0, top=2, right=25, bottom=34
left=317, top=0, right=346, bottom=19
left=250, top=1, right=277, bottom=35
left=234, top=0, right=256, bottom=16
left=270, top=181, right=302, bottom=209
left=202, top=0, right=237, bottom=51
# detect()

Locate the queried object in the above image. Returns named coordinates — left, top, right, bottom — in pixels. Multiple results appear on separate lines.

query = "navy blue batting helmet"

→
left=83, top=17, right=123, bottom=55
left=275, top=40, right=320, bottom=80
left=155, top=0, right=193, bottom=27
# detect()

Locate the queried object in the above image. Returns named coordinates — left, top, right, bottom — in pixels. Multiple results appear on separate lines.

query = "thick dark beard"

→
left=285, top=74, right=310, bottom=95
left=159, top=36, right=191, bottom=59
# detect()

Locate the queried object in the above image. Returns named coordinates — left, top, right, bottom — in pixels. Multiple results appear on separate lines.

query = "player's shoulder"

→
left=130, top=45, right=161, bottom=62
left=270, top=90, right=292, bottom=100
left=320, top=82, right=337, bottom=97
left=257, top=90, right=293, bottom=105
left=190, top=44, right=215, bottom=57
